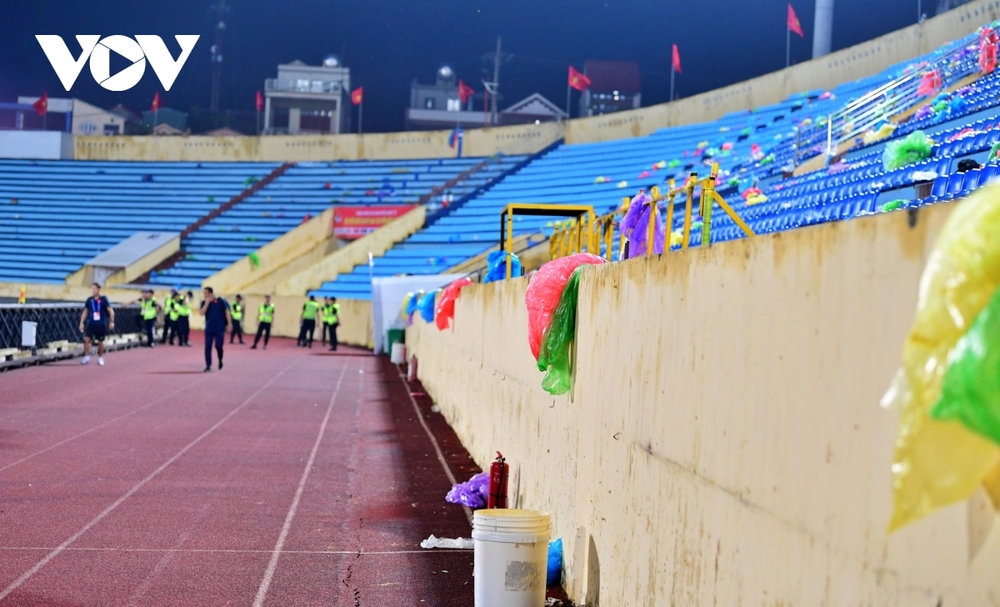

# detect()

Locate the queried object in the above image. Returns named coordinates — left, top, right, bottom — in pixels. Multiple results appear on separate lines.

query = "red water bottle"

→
left=488, top=452, right=508, bottom=509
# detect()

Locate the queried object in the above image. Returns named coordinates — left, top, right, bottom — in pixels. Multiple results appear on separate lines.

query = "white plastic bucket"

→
left=473, top=509, right=551, bottom=607
left=390, top=342, right=406, bottom=364
left=21, top=321, right=37, bottom=348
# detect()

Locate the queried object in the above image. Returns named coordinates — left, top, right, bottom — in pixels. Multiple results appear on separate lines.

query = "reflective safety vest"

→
left=164, top=296, right=175, bottom=319
left=259, top=303, right=275, bottom=323
left=141, top=297, right=158, bottom=320
left=176, top=296, right=192, bottom=318
left=302, top=300, right=320, bottom=320
left=168, top=296, right=181, bottom=321
left=323, top=303, right=340, bottom=325
left=231, top=302, right=243, bottom=321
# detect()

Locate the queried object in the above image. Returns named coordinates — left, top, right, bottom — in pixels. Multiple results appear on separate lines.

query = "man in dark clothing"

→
left=78, top=283, right=115, bottom=366
left=199, top=286, right=231, bottom=372
left=230, top=294, right=245, bottom=344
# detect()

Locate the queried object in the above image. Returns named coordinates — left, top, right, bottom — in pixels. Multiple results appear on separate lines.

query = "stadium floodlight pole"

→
left=670, top=66, right=676, bottom=102
left=359, top=100, right=364, bottom=134
left=491, top=36, right=502, bottom=125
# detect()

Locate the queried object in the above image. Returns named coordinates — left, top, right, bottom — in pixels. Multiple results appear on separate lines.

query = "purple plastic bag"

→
left=620, top=190, right=665, bottom=258
left=445, top=472, right=489, bottom=509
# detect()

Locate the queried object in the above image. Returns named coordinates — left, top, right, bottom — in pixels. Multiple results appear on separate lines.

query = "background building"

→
left=578, top=60, right=642, bottom=118
left=16, top=97, right=128, bottom=135
left=264, top=57, right=351, bottom=135
left=406, top=66, right=565, bottom=130
left=406, top=66, right=484, bottom=130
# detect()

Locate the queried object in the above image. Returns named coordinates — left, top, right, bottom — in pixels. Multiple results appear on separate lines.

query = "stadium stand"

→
left=0, top=160, right=278, bottom=284
left=312, top=26, right=1000, bottom=299
left=145, top=155, right=527, bottom=287
left=2, top=23, right=999, bottom=301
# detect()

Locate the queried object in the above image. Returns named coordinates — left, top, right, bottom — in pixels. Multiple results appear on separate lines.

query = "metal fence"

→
left=0, top=304, right=145, bottom=350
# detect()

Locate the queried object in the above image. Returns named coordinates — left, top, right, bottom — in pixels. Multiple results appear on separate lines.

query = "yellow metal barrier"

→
left=501, top=204, right=597, bottom=278
left=521, top=169, right=754, bottom=268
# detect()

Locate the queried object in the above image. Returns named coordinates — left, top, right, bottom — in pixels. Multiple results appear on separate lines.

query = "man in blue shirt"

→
left=199, top=286, right=231, bottom=372
left=78, top=282, right=115, bottom=366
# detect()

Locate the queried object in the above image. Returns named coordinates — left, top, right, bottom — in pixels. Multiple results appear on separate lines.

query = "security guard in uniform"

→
left=252, top=295, right=275, bottom=350
left=321, top=296, right=341, bottom=351
left=161, top=289, right=177, bottom=345
left=297, top=295, right=320, bottom=348
left=176, top=292, right=192, bottom=347
left=138, top=289, right=160, bottom=347
left=230, top=294, right=245, bottom=344
left=166, top=290, right=181, bottom=345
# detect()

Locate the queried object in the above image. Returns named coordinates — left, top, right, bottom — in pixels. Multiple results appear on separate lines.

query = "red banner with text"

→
left=333, top=206, right=416, bottom=239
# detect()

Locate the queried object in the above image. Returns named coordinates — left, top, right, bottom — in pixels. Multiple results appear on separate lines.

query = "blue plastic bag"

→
left=484, top=250, right=522, bottom=283
left=406, top=290, right=423, bottom=317
left=417, top=290, right=439, bottom=323
left=547, top=538, right=563, bottom=587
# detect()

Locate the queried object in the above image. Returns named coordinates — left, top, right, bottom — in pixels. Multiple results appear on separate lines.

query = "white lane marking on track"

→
left=395, top=365, right=473, bottom=525
left=0, top=546, right=469, bottom=555
left=0, top=374, right=214, bottom=474
left=252, top=358, right=351, bottom=607
left=0, top=355, right=306, bottom=602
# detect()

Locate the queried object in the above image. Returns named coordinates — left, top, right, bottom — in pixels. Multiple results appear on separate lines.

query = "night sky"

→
left=0, top=0, right=930, bottom=132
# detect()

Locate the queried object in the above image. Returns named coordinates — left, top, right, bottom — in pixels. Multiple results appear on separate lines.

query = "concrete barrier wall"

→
left=204, top=208, right=339, bottom=295
left=238, top=294, right=372, bottom=348
left=406, top=202, right=1000, bottom=606
left=74, top=121, right=563, bottom=162
left=274, top=206, right=427, bottom=296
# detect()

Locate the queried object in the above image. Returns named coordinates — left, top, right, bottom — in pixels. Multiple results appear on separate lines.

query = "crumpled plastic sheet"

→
left=484, top=250, right=522, bottom=283
left=417, top=289, right=439, bottom=323
left=620, top=190, right=665, bottom=258
left=525, top=253, right=605, bottom=361
left=445, top=471, right=489, bottom=508
left=435, top=277, right=474, bottom=330
left=930, top=284, right=1000, bottom=447
left=882, top=184, right=1000, bottom=530
left=882, top=131, right=933, bottom=172
left=405, top=290, right=423, bottom=318
left=547, top=538, right=563, bottom=587
left=420, top=535, right=474, bottom=550
left=537, top=266, right=584, bottom=395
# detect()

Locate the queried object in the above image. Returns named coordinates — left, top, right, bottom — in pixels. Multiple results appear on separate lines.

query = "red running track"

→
left=0, top=333, right=480, bottom=606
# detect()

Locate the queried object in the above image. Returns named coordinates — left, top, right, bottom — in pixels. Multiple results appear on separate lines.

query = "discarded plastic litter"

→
left=537, top=267, right=584, bottom=395
left=547, top=538, right=563, bottom=587
left=883, top=184, right=1000, bottom=530
left=435, top=277, right=474, bottom=330
left=484, top=250, right=522, bottom=283
left=525, top=253, right=604, bottom=360
left=420, top=535, right=474, bottom=549
left=446, top=471, right=489, bottom=509
left=417, top=290, right=439, bottom=323
left=930, top=284, right=1000, bottom=447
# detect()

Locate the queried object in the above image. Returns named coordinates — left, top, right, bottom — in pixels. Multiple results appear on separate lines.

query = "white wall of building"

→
left=0, top=131, right=73, bottom=159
